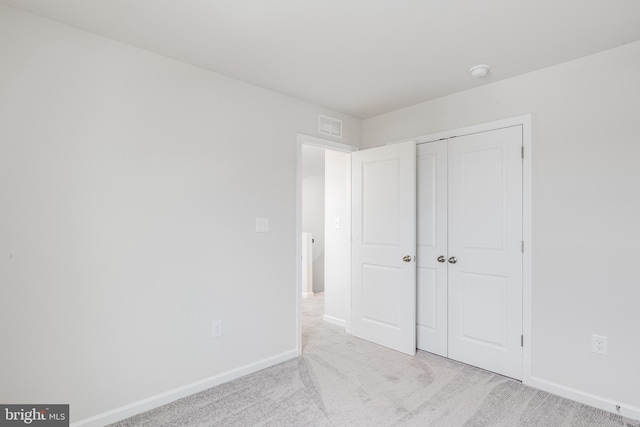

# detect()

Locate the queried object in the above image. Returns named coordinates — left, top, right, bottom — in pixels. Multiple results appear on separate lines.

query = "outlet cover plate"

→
left=592, top=334, right=608, bottom=355
left=212, top=320, right=223, bottom=338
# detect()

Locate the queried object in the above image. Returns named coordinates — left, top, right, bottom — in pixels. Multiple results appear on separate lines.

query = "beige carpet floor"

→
left=110, top=294, right=639, bottom=426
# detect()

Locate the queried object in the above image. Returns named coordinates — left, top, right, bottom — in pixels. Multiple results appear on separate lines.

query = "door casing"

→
left=295, top=133, right=358, bottom=356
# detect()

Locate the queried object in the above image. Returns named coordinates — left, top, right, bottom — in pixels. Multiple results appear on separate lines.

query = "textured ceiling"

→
left=2, top=0, right=640, bottom=118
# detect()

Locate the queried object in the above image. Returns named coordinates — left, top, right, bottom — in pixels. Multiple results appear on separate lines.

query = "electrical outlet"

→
left=212, top=320, right=223, bottom=338
left=592, top=334, right=607, bottom=355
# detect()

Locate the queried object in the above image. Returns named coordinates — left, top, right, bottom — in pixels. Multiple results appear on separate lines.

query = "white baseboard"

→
left=301, top=291, right=314, bottom=299
left=323, top=314, right=346, bottom=328
left=529, top=376, right=640, bottom=422
left=71, top=349, right=299, bottom=427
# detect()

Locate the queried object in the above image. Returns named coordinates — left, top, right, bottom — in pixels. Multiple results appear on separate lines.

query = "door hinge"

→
left=521, top=335, right=524, bottom=347
left=521, top=146, right=524, bottom=159
left=521, top=241, right=524, bottom=253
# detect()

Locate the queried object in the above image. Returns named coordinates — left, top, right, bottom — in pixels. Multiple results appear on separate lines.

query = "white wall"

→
left=302, top=174, right=325, bottom=292
left=363, top=41, right=640, bottom=416
left=0, top=5, right=361, bottom=424
left=323, top=150, right=351, bottom=327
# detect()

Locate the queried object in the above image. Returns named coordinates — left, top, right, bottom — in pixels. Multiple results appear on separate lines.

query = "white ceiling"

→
left=3, top=0, right=640, bottom=119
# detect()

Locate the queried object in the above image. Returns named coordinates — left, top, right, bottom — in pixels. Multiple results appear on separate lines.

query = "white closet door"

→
left=447, top=126, right=523, bottom=380
left=416, top=141, right=448, bottom=356
left=351, top=141, right=416, bottom=356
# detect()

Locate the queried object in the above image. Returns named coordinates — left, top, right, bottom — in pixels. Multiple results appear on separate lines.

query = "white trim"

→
left=529, top=376, right=640, bottom=422
left=71, top=349, right=298, bottom=427
left=296, top=133, right=358, bottom=357
left=323, top=314, right=347, bottom=328
left=298, top=133, right=358, bottom=152
left=386, top=115, right=531, bottom=146
left=404, top=115, right=533, bottom=383
left=301, top=291, right=314, bottom=299
left=521, top=115, right=533, bottom=385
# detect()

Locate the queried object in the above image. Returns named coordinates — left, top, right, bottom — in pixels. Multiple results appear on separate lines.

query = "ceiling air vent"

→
left=318, top=114, right=343, bottom=139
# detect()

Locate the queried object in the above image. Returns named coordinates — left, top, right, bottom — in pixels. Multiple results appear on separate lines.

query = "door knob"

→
left=403, top=255, right=412, bottom=262
left=448, top=256, right=457, bottom=264
left=437, top=255, right=446, bottom=263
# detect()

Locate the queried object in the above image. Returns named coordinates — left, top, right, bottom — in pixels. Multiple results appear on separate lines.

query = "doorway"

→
left=295, top=134, right=358, bottom=356
left=301, top=144, right=326, bottom=298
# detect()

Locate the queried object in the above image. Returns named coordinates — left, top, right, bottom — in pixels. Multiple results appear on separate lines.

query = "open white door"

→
left=351, top=141, right=416, bottom=356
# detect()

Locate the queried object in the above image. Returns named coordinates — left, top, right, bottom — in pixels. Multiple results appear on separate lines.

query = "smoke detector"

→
left=469, top=64, right=490, bottom=78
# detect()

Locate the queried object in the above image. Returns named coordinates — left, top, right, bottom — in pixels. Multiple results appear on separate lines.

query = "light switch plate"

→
left=255, top=217, right=269, bottom=233
left=212, top=320, right=223, bottom=338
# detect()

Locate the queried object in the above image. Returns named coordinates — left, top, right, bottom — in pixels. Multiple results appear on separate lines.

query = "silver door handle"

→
left=448, top=256, right=457, bottom=264
left=403, top=255, right=412, bottom=262
left=437, top=255, right=446, bottom=263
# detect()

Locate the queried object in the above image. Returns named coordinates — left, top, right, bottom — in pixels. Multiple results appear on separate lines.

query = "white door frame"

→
left=295, top=133, right=358, bottom=356
left=388, top=114, right=532, bottom=384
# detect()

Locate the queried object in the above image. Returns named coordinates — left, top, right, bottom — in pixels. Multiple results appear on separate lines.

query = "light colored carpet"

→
left=110, top=294, right=639, bottom=426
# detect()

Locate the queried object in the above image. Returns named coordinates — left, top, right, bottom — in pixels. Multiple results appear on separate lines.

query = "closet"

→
left=417, top=125, right=523, bottom=379
left=350, top=123, right=525, bottom=379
